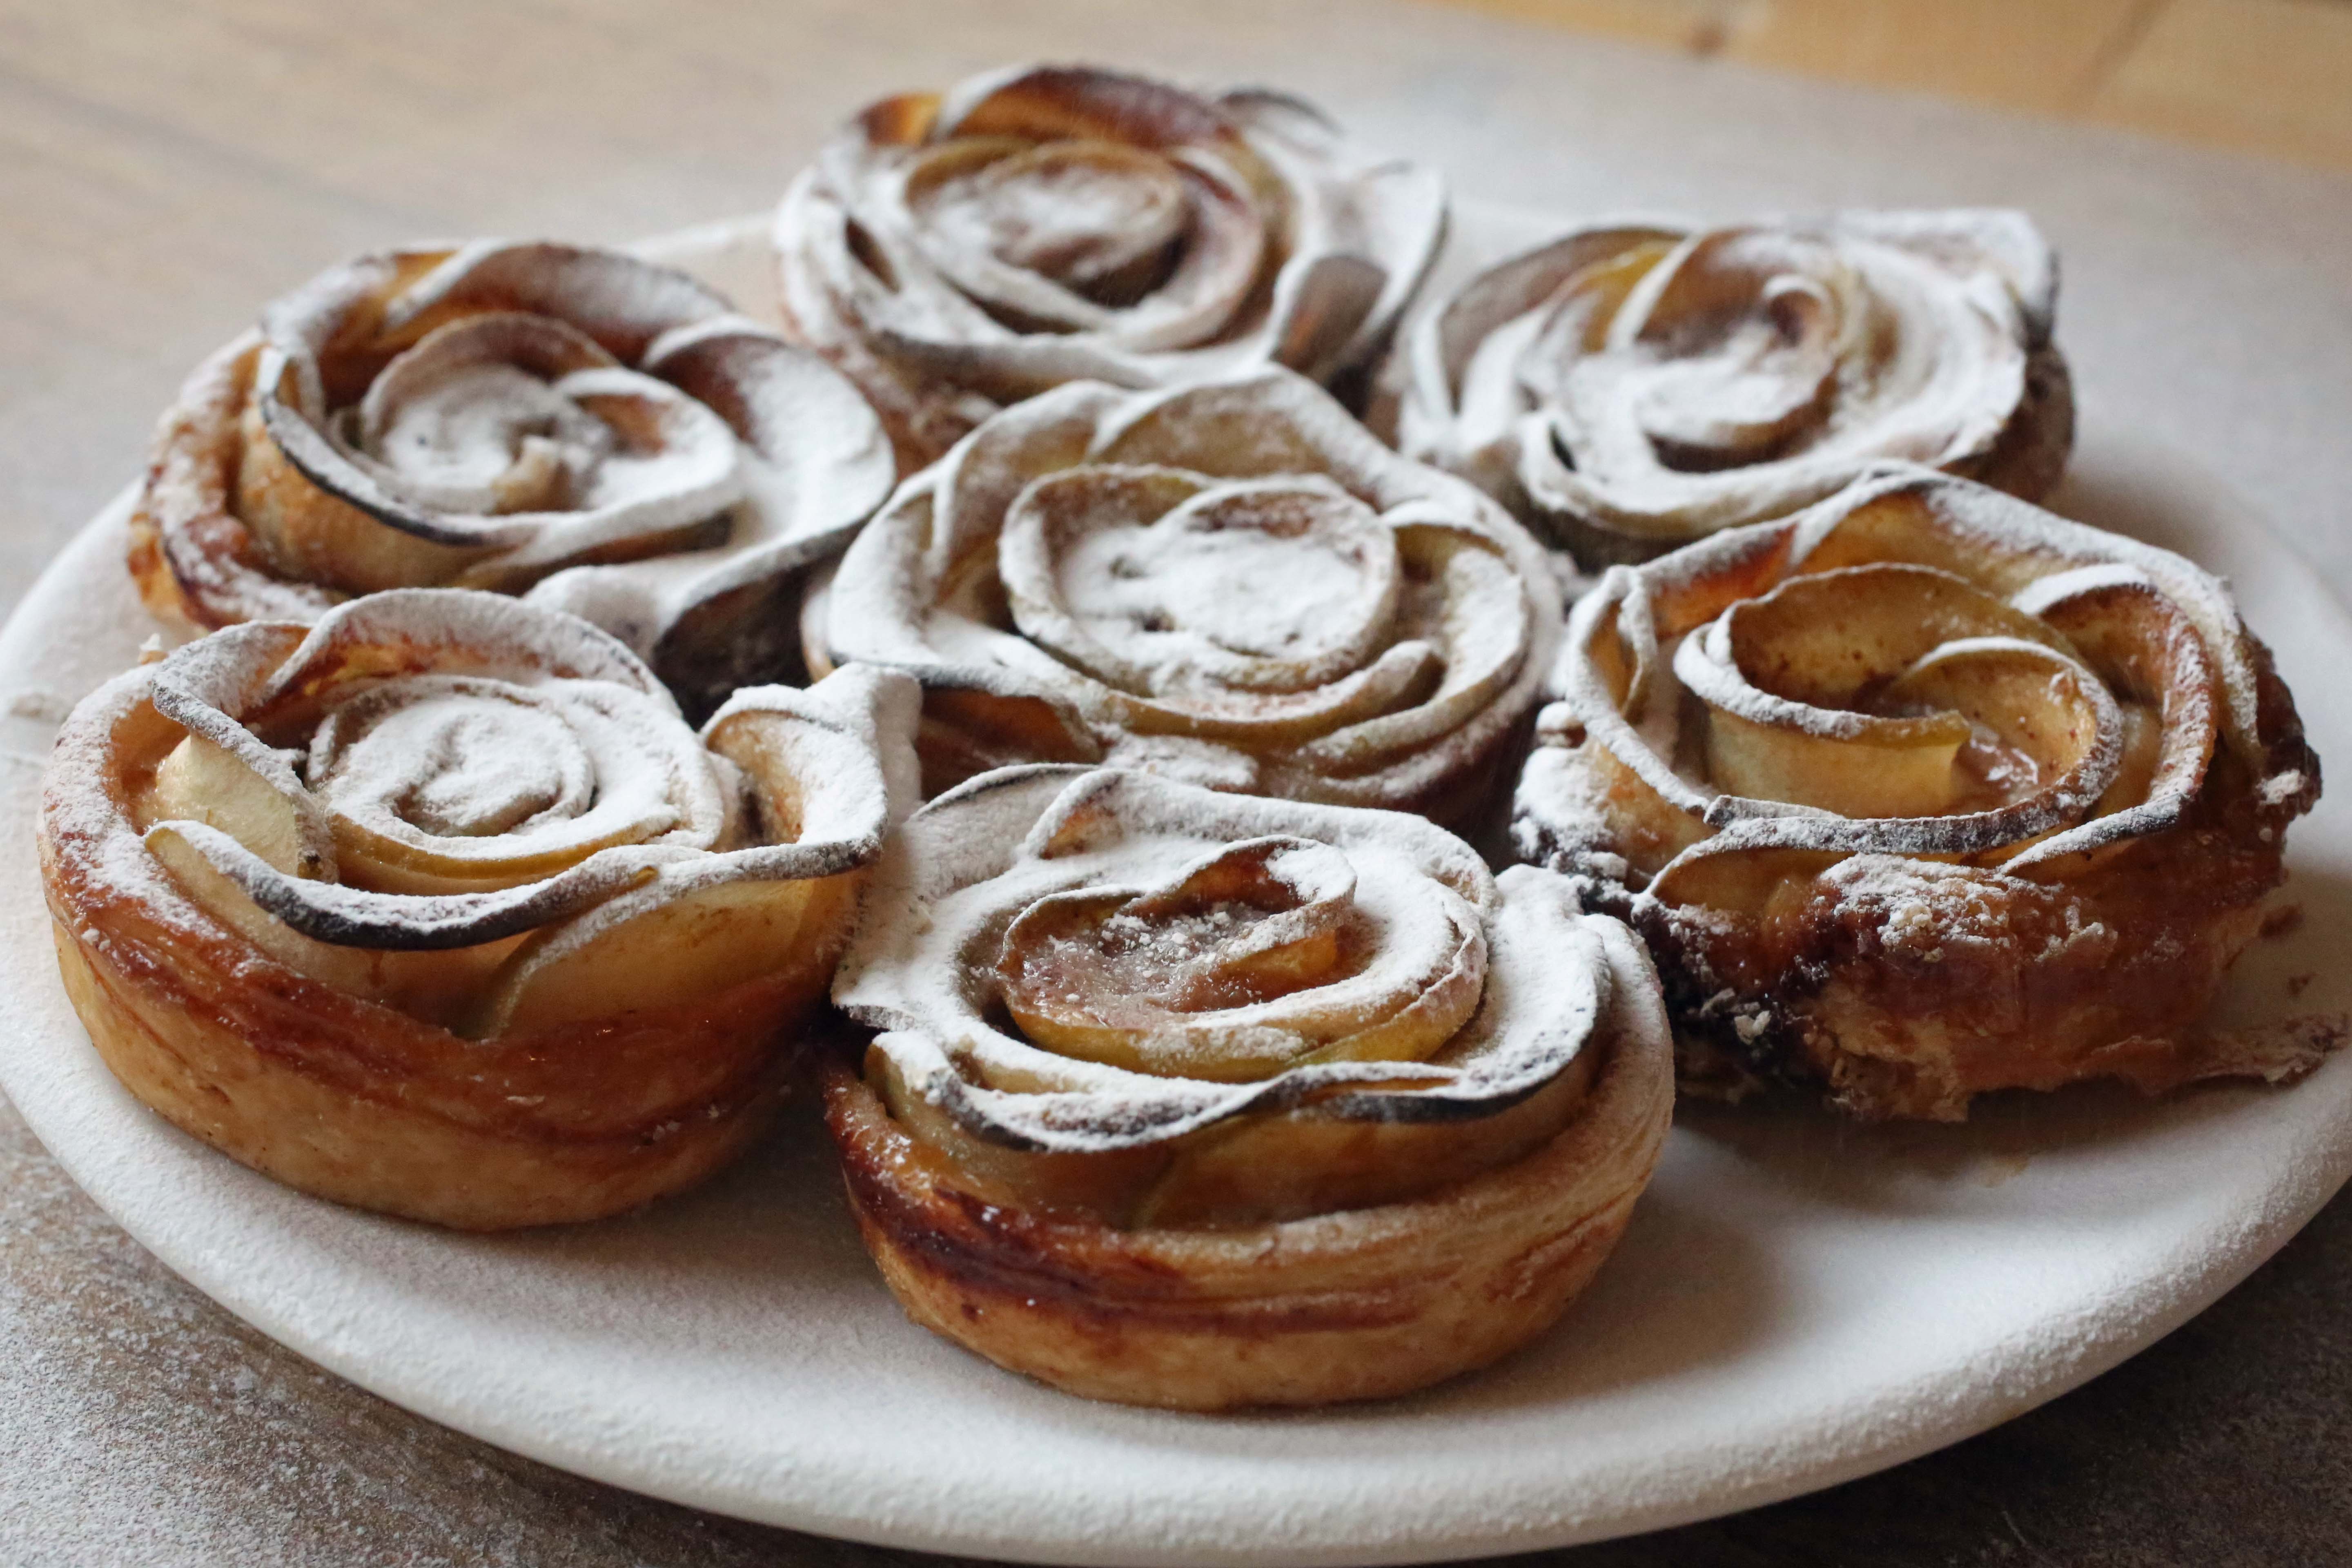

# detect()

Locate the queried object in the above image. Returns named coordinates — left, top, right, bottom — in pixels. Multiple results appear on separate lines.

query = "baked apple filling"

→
left=809, top=368, right=1561, bottom=826
left=1516, top=466, right=2326, bottom=1119
left=40, top=588, right=918, bottom=1226
left=824, top=764, right=1672, bottom=1407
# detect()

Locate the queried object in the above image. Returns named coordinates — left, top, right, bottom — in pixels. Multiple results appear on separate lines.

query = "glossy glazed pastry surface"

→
left=776, top=63, right=1445, bottom=467
left=1514, top=465, right=2323, bottom=1119
left=128, top=241, right=895, bottom=711
left=40, top=589, right=918, bottom=1227
left=1391, top=210, right=2072, bottom=563
left=809, top=367, right=1564, bottom=827
left=828, top=764, right=1673, bottom=1408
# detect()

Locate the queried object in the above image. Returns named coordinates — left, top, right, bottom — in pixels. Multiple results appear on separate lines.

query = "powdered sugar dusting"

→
left=820, top=368, right=1563, bottom=818
left=775, top=63, right=1446, bottom=459
left=42, top=590, right=913, bottom=1005
left=1397, top=209, right=2062, bottom=551
left=1521, top=466, right=2297, bottom=895
left=1814, top=854, right=2111, bottom=963
left=140, top=242, right=891, bottom=661
left=835, top=766, right=1665, bottom=1153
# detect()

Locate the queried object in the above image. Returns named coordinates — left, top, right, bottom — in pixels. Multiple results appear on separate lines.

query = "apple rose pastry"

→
left=826, top=765, right=1673, bottom=1410
left=1513, top=466, right=2324, bottom=1121
left=127, top=240, right=894, bottom=713
left=1391, top=210, right=2073, bottom=564
left=775, top=63, right=1445, bottom=468
left=808, top=368, right=1563, bottom=828
left=39, top=589, right=918, bottom=1228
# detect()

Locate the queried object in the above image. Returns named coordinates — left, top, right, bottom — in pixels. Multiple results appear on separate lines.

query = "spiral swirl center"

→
left=303, top=673, right=727, bottom=892
left=991, top=829, right=1483, bottom=1082
left=298, top=310, right=744, bottom=558
left=1002, top=837, right=1359, bottom=1022
left=1675, top=563, right=2124, bottom=823
left=314, top=688, right=590, bottom=840
left=1001, top=469, right=1401, bottom=698
left=913, top=140, right=1192, bottom=303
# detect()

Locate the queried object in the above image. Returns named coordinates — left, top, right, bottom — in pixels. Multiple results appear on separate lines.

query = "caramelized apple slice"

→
left=1131, top=1053, right=1596, bottom=1228
left=1704, top=706, right=1970, bottom=818
left=995, top=836, right=1483, bottom=1081
left=144, top=822, right=523, bottom=1027
left=236, top=403, right=495, bottom=593
left=146, top=733, right=319, bottom=878
left=468, top=869, right=860, bottom=1038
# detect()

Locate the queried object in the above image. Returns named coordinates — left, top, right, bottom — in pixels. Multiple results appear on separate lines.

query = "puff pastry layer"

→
left=1514, top=466, right=2323, bottom=1119
left=829, top=765, right=1673, bottom=1408
left=808, top=368, right=1564, bottom=829
left=1391, top=211, right=2072, bottom=564
left=777, top=64, right=1444, bottom=467
left=41, top=589, right=917, bottom=1226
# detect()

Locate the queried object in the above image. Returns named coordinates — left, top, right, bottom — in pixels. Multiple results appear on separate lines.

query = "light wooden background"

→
left=2, top=2, right=2349, bottom=1566
left=1444, top=0, right=2352, bottom=172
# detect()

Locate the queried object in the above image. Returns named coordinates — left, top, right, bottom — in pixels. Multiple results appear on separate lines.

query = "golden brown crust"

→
left=39, top=594, right=918, bottom=1227
left=1391, top=210, right=2074, bottom=564
left=823, top=1000, right=1670, bottom=1410
left=123, top=243, right=894, bottom=709
left=1515, top=469, right=2328, bottom=1120
left=775, top=64, right=1446, bottom=468
left=49, top=906, right=799, bottom=1230
left=127, top=334, right=344, bottom=635
left=823, top=764, right=1673, bottom=1407
left=1649, top=773, right=2295, bottom=1119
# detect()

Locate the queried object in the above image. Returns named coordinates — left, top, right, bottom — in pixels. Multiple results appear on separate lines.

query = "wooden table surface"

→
left=1452, top=0, right=2352, bottom=175
left=4, top=2, right=2350, bottom=1564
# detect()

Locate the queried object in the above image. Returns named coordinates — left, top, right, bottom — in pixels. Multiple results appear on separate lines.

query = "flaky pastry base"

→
left=822, top=1013, right=1672, bottom=1412
left=1646, top=803, right=2313, bottom=1122
left=45, top=844, right=847, bottom=1229
left=1530, top=660, right=2322, bottom=1120
left=1515, top=472, right=2328, bottom=1121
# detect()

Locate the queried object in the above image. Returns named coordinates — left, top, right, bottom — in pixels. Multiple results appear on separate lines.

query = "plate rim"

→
left=4, top=207, right=2351, bottom=1568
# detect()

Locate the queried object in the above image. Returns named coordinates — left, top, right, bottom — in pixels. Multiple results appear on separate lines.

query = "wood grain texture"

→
left=2087, top=0, right=2352, bottom=169
left=1432, top=0, right=2352, bottom=170
left=1432, top=0, right=1737, bottom=51
left=2, top=2, right=2349, bottom=1564
left=1721, top=0, right=2160, bottom=114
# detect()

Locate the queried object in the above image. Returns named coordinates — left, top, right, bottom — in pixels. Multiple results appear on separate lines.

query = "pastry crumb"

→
left=2259, top=904, right=2305, bottom=940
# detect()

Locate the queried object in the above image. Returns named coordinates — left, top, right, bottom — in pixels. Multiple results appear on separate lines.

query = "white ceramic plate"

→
left=2, top=207, right=2349, bottom=1568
